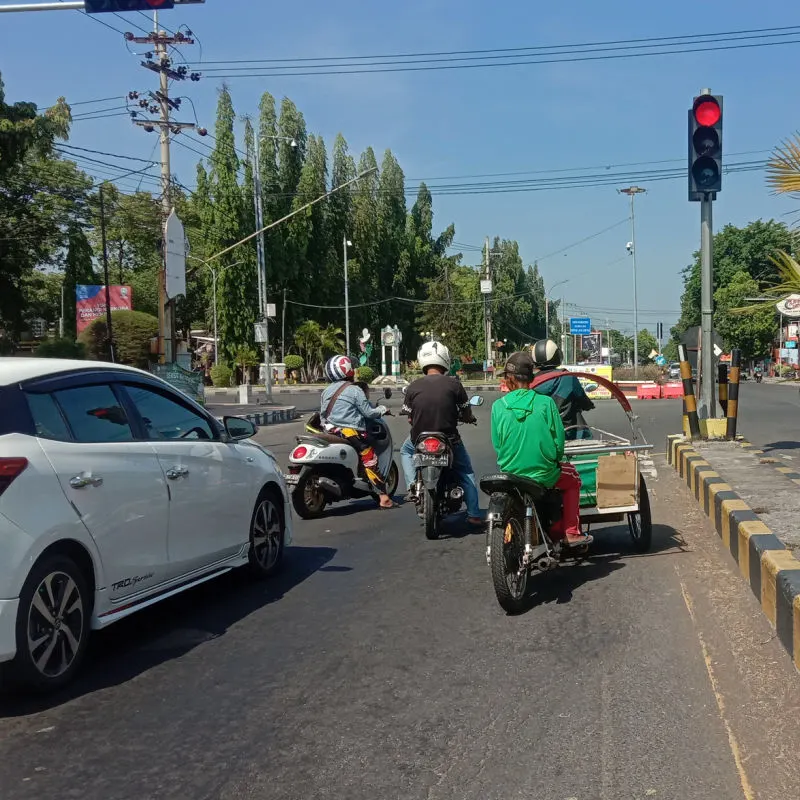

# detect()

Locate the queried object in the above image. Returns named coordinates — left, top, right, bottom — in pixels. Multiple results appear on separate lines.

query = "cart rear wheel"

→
left=627, top=475, right=652, bottom=553
left=489, top=508, right=529, bottom=613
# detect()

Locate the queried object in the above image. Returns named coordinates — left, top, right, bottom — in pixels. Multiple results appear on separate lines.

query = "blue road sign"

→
left=569, top=317, right=591, bottom=336
left=655, top=355, right=667, bottom=366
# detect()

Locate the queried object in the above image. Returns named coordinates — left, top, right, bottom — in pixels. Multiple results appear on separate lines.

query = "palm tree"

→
left=294, top=320, right=323, bottom=382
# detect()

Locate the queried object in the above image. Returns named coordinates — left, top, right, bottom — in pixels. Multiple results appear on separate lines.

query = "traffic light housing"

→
left=688, top=93, right=723, bottom=201
left=85, top=0, right=175, bottom=12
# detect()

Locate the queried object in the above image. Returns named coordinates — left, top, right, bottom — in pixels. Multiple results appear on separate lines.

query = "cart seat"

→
left=479, top=472, right=559, bottom=501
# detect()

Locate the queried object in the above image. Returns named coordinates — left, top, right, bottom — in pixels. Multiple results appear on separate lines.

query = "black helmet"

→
left=532, top=339, right=562, bottom=368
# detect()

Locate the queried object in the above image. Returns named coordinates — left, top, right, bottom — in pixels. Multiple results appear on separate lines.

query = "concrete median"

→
left=667, top=434, right=800, bottom=672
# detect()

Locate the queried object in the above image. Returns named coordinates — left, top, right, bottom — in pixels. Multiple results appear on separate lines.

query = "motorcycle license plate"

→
left=413, top=454, right=449, bottom=467
left=284, top=473, right=300, bottom=485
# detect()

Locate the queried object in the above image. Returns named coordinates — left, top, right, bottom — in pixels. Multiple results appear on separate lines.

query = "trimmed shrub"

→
left=79, top=310, right=158, bottom=369
left=36, top=338, right=86, bottom=359
left=210, top=363, right=234, bottom=387
left=356, top=365, right=375, bottom=383
left=284, top=354, right=304, bottom=372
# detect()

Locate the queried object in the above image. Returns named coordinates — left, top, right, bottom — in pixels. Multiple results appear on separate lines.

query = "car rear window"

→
left=25, top=393, right=71, bottom=441
left=54, top=385, right=134, bottom=443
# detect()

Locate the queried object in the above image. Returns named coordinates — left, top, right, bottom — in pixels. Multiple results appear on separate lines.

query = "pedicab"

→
left=482, top=370, right=654, bottom=613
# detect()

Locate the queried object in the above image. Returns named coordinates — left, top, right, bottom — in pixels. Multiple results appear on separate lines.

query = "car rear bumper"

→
left=0, top=599, right=19, bottom=663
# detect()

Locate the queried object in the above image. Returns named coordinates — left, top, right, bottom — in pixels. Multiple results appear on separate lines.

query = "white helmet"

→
left=418, top=340, right=451, bottom=374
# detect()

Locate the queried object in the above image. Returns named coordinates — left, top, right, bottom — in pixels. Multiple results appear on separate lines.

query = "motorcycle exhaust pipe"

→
left=536, top=555, right=557, bottom=572
left=316, top=476, right=343, bottom=499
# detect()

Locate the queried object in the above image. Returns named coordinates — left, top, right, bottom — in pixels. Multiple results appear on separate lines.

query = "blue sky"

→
left=2, top=0, right=798, bottom=335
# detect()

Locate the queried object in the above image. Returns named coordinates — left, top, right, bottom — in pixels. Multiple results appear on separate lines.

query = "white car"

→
left=0, top=359, right=292, bottom=692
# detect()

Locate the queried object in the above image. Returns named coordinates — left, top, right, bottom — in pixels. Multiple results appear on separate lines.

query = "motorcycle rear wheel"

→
left=292, top=471, right=327, bottom=520
left=423, top=487, right=439, bottom=540
left=489, top=508, right=529, bottom=613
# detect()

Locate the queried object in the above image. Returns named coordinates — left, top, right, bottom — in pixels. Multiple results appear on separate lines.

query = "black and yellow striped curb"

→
left=241, top=408, right=297, bottom=428
left=736, top=438, right=800, bottom=487
left=667, top=435, right=800, bottom=672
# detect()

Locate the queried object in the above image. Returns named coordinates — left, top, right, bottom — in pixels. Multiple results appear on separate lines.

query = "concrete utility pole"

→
left=130, top=14, right=200, bottom=363
left=344, top=236, right=352, bottom=357
left=619, top=185, right=646, bottom=378
left=251, top=132, right=272, bottom=400
left=482, top=236, right=493, bottom=371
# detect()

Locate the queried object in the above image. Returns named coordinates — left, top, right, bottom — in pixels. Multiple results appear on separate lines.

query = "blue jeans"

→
left=400, top=436, right=481, bottom=518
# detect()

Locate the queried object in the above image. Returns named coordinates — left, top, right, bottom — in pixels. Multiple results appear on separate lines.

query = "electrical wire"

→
left=193, top=30, right=800, bottom=79
left=190, top=25, right=800, bottom=66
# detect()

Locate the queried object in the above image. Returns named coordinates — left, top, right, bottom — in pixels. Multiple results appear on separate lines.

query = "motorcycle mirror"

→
left=383, top=388, right=392, bottom=399
left=401, top=386, right=407, bottom=395
left=469, top=395, right=484, bottom=406
left=583, top=383, right=598, bottom=393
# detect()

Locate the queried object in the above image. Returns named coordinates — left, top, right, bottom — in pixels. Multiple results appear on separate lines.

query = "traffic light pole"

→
left=700, top=194, right=715, bottom=418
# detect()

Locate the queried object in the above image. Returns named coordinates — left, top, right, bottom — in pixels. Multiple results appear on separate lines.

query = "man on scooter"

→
left=492, top=351, right=592, bottom=548
left=399, top=341, right=483, bottom=525
left=320, top=355, right=397, bottom=509
left=532, top=339, right=595, bottom=440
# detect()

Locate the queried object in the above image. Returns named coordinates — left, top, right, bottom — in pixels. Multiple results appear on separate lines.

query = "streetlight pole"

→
left=545, top=278, right=569, bottom=340
left=619, top=186, right=646, bottom=377
left=187, top=256, right=244, bottom=367
left=344, top=237, right=352, bottom=357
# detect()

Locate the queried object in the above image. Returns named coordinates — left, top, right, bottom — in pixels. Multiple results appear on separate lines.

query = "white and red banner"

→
left=76, top=285, right=133, bottom=334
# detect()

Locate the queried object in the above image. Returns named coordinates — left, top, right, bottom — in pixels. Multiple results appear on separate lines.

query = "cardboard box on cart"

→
left=595, top=452, right=637, bottom=508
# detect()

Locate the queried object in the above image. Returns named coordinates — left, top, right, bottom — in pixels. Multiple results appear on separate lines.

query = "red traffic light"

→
left=693, top=97, right=721, bottom=127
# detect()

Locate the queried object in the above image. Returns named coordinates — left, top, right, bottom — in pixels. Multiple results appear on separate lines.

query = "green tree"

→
left=715, top=271, right=776, bottom=360
left=489, top=238, right=534, bottom=349
left=207, top=86, right=251, bottom=360
left=62, top=225, right=96, bottom=338
left=676, top=220, right=794, bottom=335
left=350, top=147, right=380, bottom=330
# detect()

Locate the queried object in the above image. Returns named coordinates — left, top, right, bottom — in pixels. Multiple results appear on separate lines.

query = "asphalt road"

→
left=2, top=387, right=800, bottom=799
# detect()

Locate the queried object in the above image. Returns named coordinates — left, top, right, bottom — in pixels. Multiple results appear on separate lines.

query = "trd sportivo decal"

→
left=112, top=573, right=155, bottom=592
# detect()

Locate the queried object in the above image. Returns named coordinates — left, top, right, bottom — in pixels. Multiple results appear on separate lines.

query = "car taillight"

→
left=0, top=458, right=28, bottom=497
left=292, top=446, right=309, bottom=460
left=422, top=437, right=444, bottom=454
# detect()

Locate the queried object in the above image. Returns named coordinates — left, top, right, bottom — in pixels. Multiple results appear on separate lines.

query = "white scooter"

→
left=285, top=388, right=399, bottom=519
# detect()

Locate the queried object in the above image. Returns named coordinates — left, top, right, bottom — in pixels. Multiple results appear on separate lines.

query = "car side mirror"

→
left=469, top=395, right=484, bottom=406
left=224, top=416, right=257, bottom=441
left=383, top=388, right=392, bottom=399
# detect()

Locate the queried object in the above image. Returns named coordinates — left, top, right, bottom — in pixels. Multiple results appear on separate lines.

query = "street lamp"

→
left=619, top=185, right=646, bottom=377
left=545, top=279, right=569, bottom=340
left=344, top=237, right=353, bottom=357
left=187, top=256, right=244, bottom=365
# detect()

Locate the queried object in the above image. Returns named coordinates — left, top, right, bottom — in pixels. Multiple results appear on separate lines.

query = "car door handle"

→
left=166, top=466, right=189, bottom=480
left=70, top=474, right=103, bottom=489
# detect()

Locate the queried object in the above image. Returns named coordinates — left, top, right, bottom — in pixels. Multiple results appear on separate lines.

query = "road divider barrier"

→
left=636, top=382, right=662, bottom=399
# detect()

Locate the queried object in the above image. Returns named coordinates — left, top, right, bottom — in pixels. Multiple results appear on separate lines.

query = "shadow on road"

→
left=505, top=522, right=686, bottom=615
left=0, top=545, right=337, bottom=717
left=762, top=440, right=800, bottom=452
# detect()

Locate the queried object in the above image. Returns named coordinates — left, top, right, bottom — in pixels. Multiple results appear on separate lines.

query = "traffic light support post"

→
left=700, top=194, right=715, bottom=418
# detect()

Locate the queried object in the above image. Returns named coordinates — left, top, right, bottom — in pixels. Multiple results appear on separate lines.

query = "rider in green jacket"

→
left=491, top=351, right=591, bottom=548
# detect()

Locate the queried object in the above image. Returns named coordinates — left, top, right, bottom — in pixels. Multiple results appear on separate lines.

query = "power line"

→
left=193, top=31, right=800, bottom=79
left=189, top=24, right=800, bottom=65
left=56, top=144, right=157, bottom=164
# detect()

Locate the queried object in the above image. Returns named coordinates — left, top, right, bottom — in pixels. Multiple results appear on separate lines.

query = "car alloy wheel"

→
left=27, top=570, right=86, bottom=679
left=250, top=493, right=284, bottom=576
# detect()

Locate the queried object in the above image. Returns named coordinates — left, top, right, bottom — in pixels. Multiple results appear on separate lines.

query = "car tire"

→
left=247, top=488, right=285, bottom=579
left=2, top=553, right=91, bottom=693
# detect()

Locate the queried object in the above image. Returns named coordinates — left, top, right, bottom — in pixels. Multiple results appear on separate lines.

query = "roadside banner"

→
left=76, top=285, right=132, bottom=334
left=564, top=364, right=614, bottom=399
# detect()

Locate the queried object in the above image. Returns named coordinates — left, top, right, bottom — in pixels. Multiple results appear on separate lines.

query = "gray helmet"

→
left=532, top=339, right=562, bottom=368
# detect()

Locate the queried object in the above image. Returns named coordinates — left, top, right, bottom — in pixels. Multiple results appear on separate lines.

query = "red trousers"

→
left=549, top=463, right=582, bottom=538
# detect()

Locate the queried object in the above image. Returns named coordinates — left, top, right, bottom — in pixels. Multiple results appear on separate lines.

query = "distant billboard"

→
left=76, top=285, right=133, bottom=334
